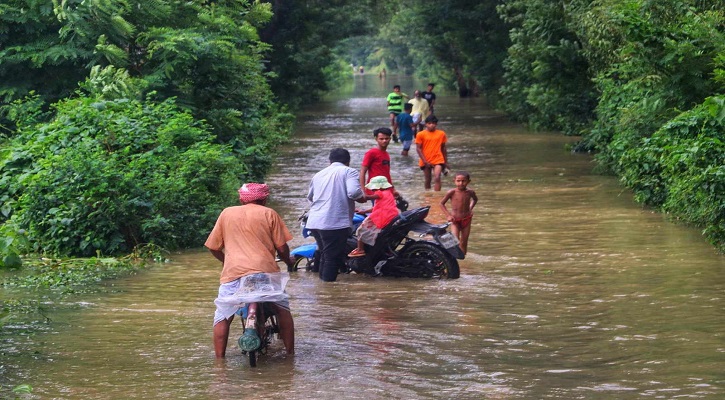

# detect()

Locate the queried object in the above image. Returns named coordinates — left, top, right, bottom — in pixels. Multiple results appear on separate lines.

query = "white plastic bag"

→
left=214, top=272, right=289, bottom=323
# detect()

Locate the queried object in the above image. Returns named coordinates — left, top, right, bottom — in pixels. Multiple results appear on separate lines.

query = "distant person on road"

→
left=415, top=115, right=448, bottom=191
left=386, top=84, right=408, bottom=143
left=440, top=171, right=478, bottom=254
left=396, top=103, right=415, bottom=156
left=205, top=183, right=296, bottom=358
left=306, top=148, right=369, bottom=282
left=422, top=83, right=437, bottom=115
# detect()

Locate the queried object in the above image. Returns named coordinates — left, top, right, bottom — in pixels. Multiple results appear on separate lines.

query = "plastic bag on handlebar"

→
left=214, top=272, right=289, bottom=322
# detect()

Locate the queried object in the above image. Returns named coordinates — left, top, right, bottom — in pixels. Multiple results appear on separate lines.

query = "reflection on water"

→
left=2, top=75, right=724, bottom=399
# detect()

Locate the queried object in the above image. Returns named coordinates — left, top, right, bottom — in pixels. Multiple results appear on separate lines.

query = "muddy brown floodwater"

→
left=2, top=75, right=724, bottom=399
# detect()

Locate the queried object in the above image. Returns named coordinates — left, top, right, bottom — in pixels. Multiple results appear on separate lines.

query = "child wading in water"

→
left=440, top=171, right=478, bottom=254
left=348, top=176, right=400, bottom=257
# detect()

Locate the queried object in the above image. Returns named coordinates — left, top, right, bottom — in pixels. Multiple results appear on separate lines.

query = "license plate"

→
left=438, top=232, right=459, bottom=249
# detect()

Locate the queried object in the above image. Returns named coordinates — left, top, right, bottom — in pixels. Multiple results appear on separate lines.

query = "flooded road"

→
left=2, top=75, right=724, bottom=399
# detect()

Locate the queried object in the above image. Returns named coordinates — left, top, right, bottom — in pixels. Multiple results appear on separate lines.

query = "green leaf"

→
left=12, top=384, right=32, bottom=394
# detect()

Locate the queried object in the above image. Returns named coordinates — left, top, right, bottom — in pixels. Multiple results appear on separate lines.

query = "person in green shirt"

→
left=386, top=84, right=408, bottom=143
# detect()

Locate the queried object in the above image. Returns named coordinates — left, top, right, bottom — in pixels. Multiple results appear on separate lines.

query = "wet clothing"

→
left=310, top=228, right=349, bottom=282
left=306, top=162, right=364, bottom=230
left=307, top=161, right=364, bottom=281
left=361, top=148, right=392, bottom=196
left=368, top=189, right=398, bottom=229
left=213, top=273, right=290, bottom=326
left=396, top=112, right=414, bottom=142
left=452, top=213, right=473, bottom=230
left=422, top=91, right=436, bottom=106
left=415, top=129, right=448, bottom=167
left=387, top=92, right=406, bottom=113
left=356, top=189, right=399, bottom=246
left=409, top=97, right=430, bottom=119
left=205, top=204, right=292, bottom=284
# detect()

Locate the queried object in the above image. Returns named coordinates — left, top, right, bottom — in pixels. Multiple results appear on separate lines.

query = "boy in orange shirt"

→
left=415, top=115, right=448, bottom=191
left=440, top=171, right=478, bottom=254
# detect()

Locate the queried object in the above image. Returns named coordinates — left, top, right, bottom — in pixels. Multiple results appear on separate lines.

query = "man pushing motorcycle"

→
left=205, top=183, right=296, bottom=358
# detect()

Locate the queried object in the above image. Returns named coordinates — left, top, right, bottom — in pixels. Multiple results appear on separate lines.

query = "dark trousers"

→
left=310, top=228, right=349, bottom=282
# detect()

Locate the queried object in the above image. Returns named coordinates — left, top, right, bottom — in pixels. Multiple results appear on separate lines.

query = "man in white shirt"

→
left=306, top=148, right=368, bottom=281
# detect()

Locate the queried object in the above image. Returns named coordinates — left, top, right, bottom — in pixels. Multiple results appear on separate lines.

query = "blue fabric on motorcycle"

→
left=213, top=272, right=290, bottom=326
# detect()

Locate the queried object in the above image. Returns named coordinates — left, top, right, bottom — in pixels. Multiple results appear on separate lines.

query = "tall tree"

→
left=497, top=0, right=596, bottom=134
left=378, top=0, right=510, bottom=98
left=1, top=0, right=290, bottom=178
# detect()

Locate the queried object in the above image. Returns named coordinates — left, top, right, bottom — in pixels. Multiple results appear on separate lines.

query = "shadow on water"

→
left=2, top=74, right=724, bottom=399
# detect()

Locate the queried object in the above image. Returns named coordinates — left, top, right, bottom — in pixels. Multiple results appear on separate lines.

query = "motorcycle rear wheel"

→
left=400, top=241, right=460, bottom=279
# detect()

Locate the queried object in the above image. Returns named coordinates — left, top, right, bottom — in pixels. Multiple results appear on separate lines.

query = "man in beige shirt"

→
left=408, top=90, right=430, bottom=133
left=205, top=183, right=295, bottom=358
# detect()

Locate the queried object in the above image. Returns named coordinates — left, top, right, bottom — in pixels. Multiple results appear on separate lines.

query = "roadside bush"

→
left=0, top=221, right=29, bottom=268
left=0, top=94, right=244, bottom=256
left=576, top=2, right=725, bottom=167
left=620, top=96, right=725, bottom=250
left=498, top=0, right=597, bottom=135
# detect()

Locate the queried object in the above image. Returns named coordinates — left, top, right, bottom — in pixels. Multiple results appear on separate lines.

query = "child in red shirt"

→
left=348, top=176, right=399, bottom=257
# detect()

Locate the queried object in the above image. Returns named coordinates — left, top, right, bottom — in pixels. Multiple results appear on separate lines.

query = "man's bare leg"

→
left=423, top=166, right=432, bottom=189
left=390, top=113, right=399, bottom=141
left=432, top=164, right=444, bottom=191
left=213, top=315, right=234, bottom=358
left=460, top=223, right=472, bottom=254
left=271, top=303, right=295, bottom=355
left=450, top=221, right=461, bottom=243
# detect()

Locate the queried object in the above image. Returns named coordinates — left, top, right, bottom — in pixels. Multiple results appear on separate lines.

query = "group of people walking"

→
left=305, top=82, right=478, bottom=283
left=204, top=83, right=478, bottom=359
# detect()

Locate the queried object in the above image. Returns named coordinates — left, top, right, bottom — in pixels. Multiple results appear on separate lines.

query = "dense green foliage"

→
left=1, top=74, right=244, bottom=256
left=619, top=96, right=725, bottom=250
left=3, top=256, right=148, bottom=290
left=470, top=0, right=723, bottom=250
left=374, top=1, right=511, bottom=97
left=0, top=222, right=28, bottom=268
left=497, top=0, right=597, bottom=134
left=1, top=0, right=724, bottom=261
left=0, top=1, right=293, bottom=262
left=574, top=1, right=724, bottom=161
left=0, top=1, right=292, bottom=170
left=366, top=0, right=725, bottom=250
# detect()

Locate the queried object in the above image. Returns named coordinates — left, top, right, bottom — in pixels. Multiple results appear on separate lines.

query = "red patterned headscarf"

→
left=238, top=183, right=270, bottom=203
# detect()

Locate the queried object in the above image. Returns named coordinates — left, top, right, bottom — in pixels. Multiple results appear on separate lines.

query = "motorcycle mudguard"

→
left=291, top=243, right=317, bottom=258
left=443, top=241, right=465, bottom=259
left=352, top=213, right=365, bottom=230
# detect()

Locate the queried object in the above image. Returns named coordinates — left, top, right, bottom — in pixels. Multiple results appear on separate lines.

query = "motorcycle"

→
left=290, top=203, right=463, bottom=279
left=216, top=272, right=289, bottom=367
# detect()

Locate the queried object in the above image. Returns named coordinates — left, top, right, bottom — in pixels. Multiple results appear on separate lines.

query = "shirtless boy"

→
left=440, top=171, right=478, bottom=254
